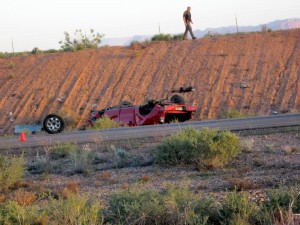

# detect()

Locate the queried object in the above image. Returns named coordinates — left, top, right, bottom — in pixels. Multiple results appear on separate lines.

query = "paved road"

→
left=0, top=114, right=299, bottom=150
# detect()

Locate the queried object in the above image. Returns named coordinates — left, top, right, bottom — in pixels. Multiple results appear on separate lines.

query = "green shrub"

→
left=108, top=187, right=213, bottom=225
left=42, top=49, right=59, bottom=54
left=0, top=201, right=40, bottom=225
left=92, top=115, right=120, bottom=130
left=151, top=33, right=172, bottom=42
left=45, top=194, right=104, bottom=225
left=0, top=154, right=24, bottom=192
left=51, top=143, right=78, bottom=160
left=155, top=128, right=241, bottom=169
left=217, top=191, right=259, bottom=224
left=59, top=29, right=104, bottom=52
left=219, top=108, right=246, bottom=119
left=171, top=33, right=184, bottom=40
left=69, top=149, right=92, bottom=175
left=264, top=187, right=300, bottom=214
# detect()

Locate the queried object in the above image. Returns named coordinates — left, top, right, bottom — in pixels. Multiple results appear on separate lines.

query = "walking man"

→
left=183, top=6, right=196, bottom=40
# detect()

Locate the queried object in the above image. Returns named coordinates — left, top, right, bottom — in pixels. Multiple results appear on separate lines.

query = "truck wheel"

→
left=170, top=94, right=185, bottom=104
left=43, top=114, right=65, bottom=134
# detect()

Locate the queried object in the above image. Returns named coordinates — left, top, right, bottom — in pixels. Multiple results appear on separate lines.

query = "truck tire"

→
left=170, top=94, right=185, bottom=104
left=43, top=114, right=65, bottom=134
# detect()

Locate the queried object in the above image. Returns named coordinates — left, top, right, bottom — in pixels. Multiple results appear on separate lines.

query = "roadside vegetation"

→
left=59, top=29, right=104, bottom=52
left=0, top=161, right=299, bottom=225
left=91, top=115, right=121, bottom=130
left=155, top=128, right=240, bottom=169
left=151, top=33, right=184, bottom=42
left=219, top=108, right=256, bottom=119
left=0, top=29, right=104, bottom=59
left=0, top=128, right=299, bottom=224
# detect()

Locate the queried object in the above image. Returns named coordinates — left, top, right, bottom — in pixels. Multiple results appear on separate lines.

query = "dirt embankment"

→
left=0, top=30, right=299, bottom=134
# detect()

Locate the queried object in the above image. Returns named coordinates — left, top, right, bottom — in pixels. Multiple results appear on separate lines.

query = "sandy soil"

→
left=0, top=29, right=299, bottom=134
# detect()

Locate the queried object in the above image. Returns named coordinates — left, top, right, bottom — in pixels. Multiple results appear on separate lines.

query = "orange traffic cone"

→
left=20, top=131, right=26, bottom=142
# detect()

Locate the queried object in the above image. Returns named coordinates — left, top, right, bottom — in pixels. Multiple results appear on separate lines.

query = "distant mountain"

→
left=194, top=18, right=300, bottom=37
left=101, top=18, right=300, bottom=46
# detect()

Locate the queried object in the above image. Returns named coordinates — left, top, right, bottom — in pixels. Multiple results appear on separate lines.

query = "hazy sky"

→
left=0, top=0, right=299, bottom=52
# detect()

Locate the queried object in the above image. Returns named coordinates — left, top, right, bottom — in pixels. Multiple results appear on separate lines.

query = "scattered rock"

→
left=240, top=83, right=250, bottom=89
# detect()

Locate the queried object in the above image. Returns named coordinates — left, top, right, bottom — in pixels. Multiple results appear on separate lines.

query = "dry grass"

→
left=226, top=177, right=258, bottom=191
left=139, top=175, right=151, bottom=182
left=121, top=183, right=129, bottom=189
left=66, top=181, right=80, bottom=194
left=58, top=182, right=81, bottom=199
left=0, top=193, right=6, bottom=203
left=282, top=145, right=299, bottom=155
left=10, top=189, right=37, bottom=205
left=99, top=171, right=112, bottom=181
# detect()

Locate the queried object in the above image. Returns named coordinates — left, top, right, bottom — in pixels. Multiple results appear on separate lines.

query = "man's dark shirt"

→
left=183, top=10, right=192, bottom=22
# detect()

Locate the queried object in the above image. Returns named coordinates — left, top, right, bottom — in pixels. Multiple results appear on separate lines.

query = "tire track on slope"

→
left=75, top=51, right=107, bottom=118
left=0, top=57, right=37, bottom=116
left=119, top=47, right=156, bottom=103
left=132, top=42, right=170, bottom=101
left=98, top=50, right=132, bottom=107
left=2, top=57, right=48, bottom=132
left=272, top=38, right=299, bottom=111
left=108, top=50, right=137, bottom=105
left=89, top=51, right=123, bottom=109
left=57, top=52, right=96, bottom=112
left=187, top=39, right=215, bottom=120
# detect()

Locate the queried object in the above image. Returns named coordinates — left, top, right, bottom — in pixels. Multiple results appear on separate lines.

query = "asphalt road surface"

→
left=0, top=114, right=299, bottom=150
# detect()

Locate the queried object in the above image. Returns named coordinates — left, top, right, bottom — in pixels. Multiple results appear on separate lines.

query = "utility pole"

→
left=235, top=14, right=239, bottom=33
left=11, top=38, right=15, bottom=54
left=158, top=23, right=161, bottom=34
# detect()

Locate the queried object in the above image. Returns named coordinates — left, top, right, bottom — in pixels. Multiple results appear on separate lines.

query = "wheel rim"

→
left=46, top=116, right=61, bottom=132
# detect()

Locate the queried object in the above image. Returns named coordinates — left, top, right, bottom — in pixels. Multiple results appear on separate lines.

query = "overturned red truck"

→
left=43, top=87, right=197, bottom=134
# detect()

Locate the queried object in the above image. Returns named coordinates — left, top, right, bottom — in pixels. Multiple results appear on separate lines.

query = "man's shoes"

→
left=192, top=37, right=197, bottom=40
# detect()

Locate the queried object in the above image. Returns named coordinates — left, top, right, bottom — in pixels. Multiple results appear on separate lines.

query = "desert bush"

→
left=264, top=187, right=300, bottom=214
left=226, top=177, right=257, bottom=191
left=130, top=40, right=142, bottom=50
left=217, top=191, right=259, bottom=225
left=0, top=154, right=24, bottom=192
left=31, top=47, right=41, bottom=55
left=7, top=73, right=15, bottom=80
left=45, top=194, right=104, bottom=225
left=172, top=33, right=184, bottom=40
left=59, top=29, right=104, bottom=52
left=27, top=153, right=49, bottom=175
left=57, top=109, right=81, bottom=130
left=108, top=187, right=213, bottom=225
left=151, top=33, right=172, bottom=42
left=10, top=189, right=36, bottom=206
left=131, top=50, right=141, bottom=58
left=155, top=128, right=241, bottom=169
left=0, top=201, right=40, bottom=225
left=68, top=149, right=91, bottom=175
left=92, top=115, right=120, bottom=130
left=8, top=62, right=15, bottom=69
left=219, top=108, right=246, bottom=119
left=42, top=49, right=59, bottom=54
left=282, top=145, right=299, bottom=154
left=241, top=139, right=254, bottom=153
left=51, top=143, right=78, bottom=160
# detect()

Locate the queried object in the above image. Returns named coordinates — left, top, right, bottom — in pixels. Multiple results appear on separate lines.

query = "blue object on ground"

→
left=14, top=124, right=43, bottom=134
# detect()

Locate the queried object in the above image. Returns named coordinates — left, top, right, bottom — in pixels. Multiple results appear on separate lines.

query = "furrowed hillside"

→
left=0, top=29, right=299, bottom=134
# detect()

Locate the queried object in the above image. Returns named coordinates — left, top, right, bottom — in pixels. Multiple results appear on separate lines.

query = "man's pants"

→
left=183, top=24, right=196, bottom=39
